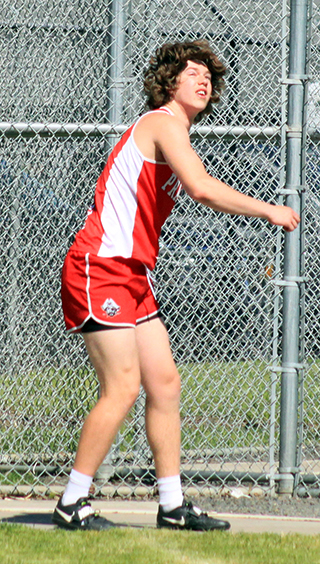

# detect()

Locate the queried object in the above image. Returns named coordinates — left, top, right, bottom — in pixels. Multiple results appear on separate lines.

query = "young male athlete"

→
left=53, top=40, right=300, bottom=531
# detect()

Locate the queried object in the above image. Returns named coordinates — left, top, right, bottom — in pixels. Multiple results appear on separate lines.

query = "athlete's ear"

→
left=168, top=80, right=178, bottom=100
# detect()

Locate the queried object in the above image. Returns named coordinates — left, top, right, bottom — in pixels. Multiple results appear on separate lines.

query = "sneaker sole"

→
left=52, top=513, right=116, bottom=531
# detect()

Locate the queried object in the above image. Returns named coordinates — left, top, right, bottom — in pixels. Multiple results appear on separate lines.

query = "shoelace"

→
left=186, top=502, right=207, bottom=517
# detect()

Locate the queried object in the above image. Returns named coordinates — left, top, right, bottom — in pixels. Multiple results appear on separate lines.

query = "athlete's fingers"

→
left=268, top=205, right=300, bottom=231
left=283, top=214, right=300, bottom=232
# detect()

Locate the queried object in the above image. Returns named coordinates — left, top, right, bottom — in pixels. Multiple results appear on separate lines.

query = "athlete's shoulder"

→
left=136, top=109, right=186, bottom=139
left=137, top=107, right=177, bottom=125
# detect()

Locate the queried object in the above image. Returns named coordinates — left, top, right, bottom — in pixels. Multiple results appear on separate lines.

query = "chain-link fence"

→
left=1, top=0, right=319, bottom=498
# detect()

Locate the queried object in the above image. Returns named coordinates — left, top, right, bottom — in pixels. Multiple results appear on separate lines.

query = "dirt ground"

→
left=201, top=495, right=320, bottom=518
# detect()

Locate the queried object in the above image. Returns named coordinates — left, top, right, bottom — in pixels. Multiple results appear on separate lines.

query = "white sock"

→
left=61, top=469, right=93, bottom=507
left=157, top=475, right=183, bottom=512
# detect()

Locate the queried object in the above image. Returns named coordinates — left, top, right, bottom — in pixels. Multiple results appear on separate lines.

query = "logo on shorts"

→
left=101, top=298, right=121, bottom=317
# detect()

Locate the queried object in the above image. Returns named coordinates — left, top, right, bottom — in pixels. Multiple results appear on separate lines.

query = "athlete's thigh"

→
left=135, top=317, right=180, bottom=395
left=82, top=328, right=140, bottom=396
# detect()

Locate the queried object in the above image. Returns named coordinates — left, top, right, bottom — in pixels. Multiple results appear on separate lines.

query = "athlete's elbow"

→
left=184, top=183, right=212, bottom=203
left=185, top=186, right=219, bottom=208
left=185, top=177, right=230, bottom=209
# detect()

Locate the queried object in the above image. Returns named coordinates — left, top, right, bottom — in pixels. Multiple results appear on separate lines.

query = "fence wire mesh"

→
left=298, top=0, right=320, bottom=495
left=0, top=0, right=319, bottom=498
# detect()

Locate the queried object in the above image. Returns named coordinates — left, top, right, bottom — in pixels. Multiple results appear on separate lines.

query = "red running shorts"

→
left=61, top=252, right=160, bottom=333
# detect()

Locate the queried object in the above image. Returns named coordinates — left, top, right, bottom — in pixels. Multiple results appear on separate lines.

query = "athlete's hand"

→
left=266, top=204, right=300, bottom=232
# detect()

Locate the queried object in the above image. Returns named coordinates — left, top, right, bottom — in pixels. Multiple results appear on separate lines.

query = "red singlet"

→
left=61, top=107, right=182, bottom=332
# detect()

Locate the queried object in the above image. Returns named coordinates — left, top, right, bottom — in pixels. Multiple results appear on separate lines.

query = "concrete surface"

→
left=0, top=499, right=320, bottom=534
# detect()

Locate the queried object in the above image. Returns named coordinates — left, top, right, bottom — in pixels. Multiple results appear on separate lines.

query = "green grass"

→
left=1, top=358, right=319, bottom=460
left=0, top=525, right=319, bottom=564
left=0, top=367, right=98, bottom=453
left=0, top=360, right=273, bottom=454
left=0, top=471, right=35, bottom=485
left=179, top=360, right=272, bottom=450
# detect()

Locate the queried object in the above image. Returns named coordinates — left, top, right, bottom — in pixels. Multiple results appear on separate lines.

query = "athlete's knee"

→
left=165, top=369, right=181, bottom=394
left=122, top=380, right=141, bottom=410
left=147, top=369, right=181, bottom=404
left=100, top=372, right=140, bottom=410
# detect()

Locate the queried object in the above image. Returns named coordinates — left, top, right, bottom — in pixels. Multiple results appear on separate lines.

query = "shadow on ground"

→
left=1, top=513, right=53, bottom=526
left=0, top=514, right=141, bottom=528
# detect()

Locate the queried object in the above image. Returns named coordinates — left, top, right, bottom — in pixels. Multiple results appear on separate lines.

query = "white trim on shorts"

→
left=66, top=253, right=136, bottom=333
left=136, top=309, right=162, bottom=325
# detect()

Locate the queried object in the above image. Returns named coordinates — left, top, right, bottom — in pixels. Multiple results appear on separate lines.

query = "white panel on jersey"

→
left=98, top=135, right=143, bottom=258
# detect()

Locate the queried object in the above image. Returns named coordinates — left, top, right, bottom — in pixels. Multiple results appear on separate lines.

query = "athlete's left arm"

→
left=152, top=114, right=300, bottom=232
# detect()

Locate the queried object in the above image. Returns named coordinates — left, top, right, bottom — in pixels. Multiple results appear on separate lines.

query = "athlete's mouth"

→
left=196, top=89, right=207, bottom=97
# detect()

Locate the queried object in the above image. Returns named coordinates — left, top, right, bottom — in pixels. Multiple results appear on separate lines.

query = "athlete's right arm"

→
left=147, top=113, right=300, bottom=232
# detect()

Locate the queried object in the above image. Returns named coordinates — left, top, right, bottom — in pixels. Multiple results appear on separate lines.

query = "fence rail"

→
left=0, top=122, right=281, bottom=139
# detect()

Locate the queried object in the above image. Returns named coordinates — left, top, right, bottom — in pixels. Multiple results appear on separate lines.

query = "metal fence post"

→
left=106, top=0, right=126, bottom=141
left=95, top=0, right=126, bottom=484
left=278, top=0, right=309, bottom=496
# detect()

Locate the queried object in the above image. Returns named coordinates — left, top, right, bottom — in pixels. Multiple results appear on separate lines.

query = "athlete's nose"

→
left=198, top=74, right=209, bottom=87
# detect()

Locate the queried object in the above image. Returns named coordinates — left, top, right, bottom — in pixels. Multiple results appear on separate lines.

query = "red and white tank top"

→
left=70, top=107, right=182, bottom=270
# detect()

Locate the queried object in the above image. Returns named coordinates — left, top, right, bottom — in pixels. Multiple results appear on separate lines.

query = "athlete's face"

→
left=174, top=60, right=212, bottom=116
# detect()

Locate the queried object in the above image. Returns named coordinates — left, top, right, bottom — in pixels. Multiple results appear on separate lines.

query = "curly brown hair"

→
left=143, top=39, right=227, bottom=122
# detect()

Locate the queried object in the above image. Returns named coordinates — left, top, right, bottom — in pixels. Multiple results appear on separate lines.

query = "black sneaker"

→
left=52, top=497, right=116, bottom=530
left=157, top=499, right=230, bottom=531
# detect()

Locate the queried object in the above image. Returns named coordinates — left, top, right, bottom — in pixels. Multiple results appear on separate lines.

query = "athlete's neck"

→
left=164, top=101, right=195, bottom=130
